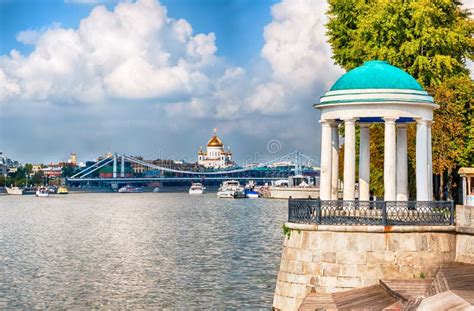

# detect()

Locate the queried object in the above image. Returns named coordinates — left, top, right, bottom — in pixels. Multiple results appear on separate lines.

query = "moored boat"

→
left=217, top=180, right=245, bottom=198
left=244, top=189, right=259, bottom=199
left=189, top=183, right=205, bottom=195
left=5, top=186, right=23, bottom=195
left=47, top=186, right=58, bottom=194
left=36, top=187, right=50, bottom=197
left=23, top=187, right=36, bottom=195
left=57, top=186, right=69, bottom=194
left=118, top=185, right=143, bottom=193
left=153, top=187, right=162, bottom=193
left=244, top=181, right=259, bottom=198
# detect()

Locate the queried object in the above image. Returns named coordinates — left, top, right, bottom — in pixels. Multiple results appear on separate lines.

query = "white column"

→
left=359, top=124, right=370, bottom=201
left=427, top=122, right=433, bottom=200
left=343, top=118, right=356, bottom=201
left=331, top=124, right=340, bottom=200
left=120, top=155, right=125, bottom=178
left=462, top=177, right=467, bottom=206
left=113, top=153, right=117, bottom=179
left=320, top=120, right=333, bottom=200
left=416, top=119, right=429, bottom=201
left=384, top=117, right=397, bottom=201
left=396, top=124, right=408, bottom=201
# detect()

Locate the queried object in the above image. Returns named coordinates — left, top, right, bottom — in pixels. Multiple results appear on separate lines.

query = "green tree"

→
left=24, top=163, right=33, bottom=175
left=30, top=171, right=44, bottom=186
left=327, top=0, right=473, bottom=200
left=62, top=165, right=76, bottom=178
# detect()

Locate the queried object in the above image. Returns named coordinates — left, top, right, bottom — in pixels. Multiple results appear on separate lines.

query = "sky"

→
left=0, top=0, right=471, bottom=165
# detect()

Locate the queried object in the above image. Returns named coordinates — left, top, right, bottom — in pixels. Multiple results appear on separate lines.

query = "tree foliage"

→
left=327, top=0, right=473, bottom=88
left=326, top=0, right=473, bottom=199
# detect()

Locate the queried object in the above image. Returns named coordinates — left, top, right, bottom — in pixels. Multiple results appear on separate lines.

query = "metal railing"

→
left=288, top=198, right=455, bottom=226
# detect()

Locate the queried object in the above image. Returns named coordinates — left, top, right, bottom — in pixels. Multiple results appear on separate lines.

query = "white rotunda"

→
left=315, top=60, right=438, bottom=202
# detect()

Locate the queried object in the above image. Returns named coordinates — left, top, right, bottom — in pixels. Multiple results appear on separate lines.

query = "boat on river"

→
left=217, top=180, right=245, bottom=198
left=244, top=181, right=259, bottom=198
left=24, top=187, right=36, bottom=195
left=244, top=189, right=259, bottom=198
left=189, top=183, right=205, bottom=195
left=118, top=185, right=143, bottom=193
left=36, top=187, right=50, bottom=197
left=5, top=186, right=23, bottom=195
left=57, top=186, right=69, bottom=194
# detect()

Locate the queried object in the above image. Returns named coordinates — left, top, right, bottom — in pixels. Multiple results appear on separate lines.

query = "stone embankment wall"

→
left=273, top=224, right=457, bottom=310
left=456, top=205, right=474, bottom=264
left=269, top=187, right=320, bottom=199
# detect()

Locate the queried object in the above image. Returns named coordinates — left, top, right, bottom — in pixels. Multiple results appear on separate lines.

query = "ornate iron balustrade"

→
left=288, top=199, right=454, bottom=226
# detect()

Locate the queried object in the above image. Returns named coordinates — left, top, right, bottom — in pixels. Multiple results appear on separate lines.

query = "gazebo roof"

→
left=330, top=60, right=423, bottom=91
left=317, top=60, right=434, bottom=107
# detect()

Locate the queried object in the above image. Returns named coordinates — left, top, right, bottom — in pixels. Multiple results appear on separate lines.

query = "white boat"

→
left=189, top=183, right=205, bottom=195
left=217, top=180, right=245, bottom=198
left=153, top=187, right=162, bottom=193
left=36, top=187, right=50, bottom=197
left=5, top=186, right=23, bottom=195
left=118, top=185, right=143, bottom=193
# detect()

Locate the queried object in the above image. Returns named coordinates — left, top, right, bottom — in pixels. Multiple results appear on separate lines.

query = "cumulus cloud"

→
left=262, top=0, right=342, bottom=90
left=1, top=0, right=218, bottom=104
left=16, top=30, right=43, bottom=45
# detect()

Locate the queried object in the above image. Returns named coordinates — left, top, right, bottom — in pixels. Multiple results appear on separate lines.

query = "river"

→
left=0, top=193, right=287, bottom=309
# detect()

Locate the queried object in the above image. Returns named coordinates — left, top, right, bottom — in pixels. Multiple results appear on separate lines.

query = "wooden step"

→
left=331, top=285, right=398, bottom=310
left=417, top=290, right=473, bottom=310
left=299, top=293, right=337, bottom=310
left=380, top=279, right=432, bottom=301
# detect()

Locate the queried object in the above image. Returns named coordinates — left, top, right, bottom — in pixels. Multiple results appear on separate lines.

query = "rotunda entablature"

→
left=318, top=102, right=436, bottom=123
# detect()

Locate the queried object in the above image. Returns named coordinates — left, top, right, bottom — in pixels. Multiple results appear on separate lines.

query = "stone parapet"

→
left=273, top=224, right=456, bottom=310
left=455, top=205, right=474, bottom=264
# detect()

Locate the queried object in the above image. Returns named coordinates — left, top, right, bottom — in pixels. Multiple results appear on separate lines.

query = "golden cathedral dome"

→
left=207, top=129, right=224, bottom=147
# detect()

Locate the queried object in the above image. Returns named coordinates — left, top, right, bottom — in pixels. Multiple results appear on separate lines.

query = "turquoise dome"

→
left=330, top=60, right=423, bottom=91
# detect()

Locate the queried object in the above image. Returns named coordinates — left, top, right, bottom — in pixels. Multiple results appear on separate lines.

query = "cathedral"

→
left=198, top=129, right=234, bottom=169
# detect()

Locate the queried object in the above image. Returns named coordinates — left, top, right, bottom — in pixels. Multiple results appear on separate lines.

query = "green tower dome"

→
left=330, top=60, right=423, bottom=91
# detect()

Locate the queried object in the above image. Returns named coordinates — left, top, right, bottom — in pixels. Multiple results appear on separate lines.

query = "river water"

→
left=0, top=193, right=287, bottom=309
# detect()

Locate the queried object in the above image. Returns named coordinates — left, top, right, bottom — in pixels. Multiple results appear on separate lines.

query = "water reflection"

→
left=0, top=193, right=286, bottom=308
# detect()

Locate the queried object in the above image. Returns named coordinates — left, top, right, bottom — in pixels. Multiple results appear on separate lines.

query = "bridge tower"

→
left=113, top=153, right=117, bottom=178
left=294, top=151, right=303, bottom=176
left=120, top=155, right=125, bottom=178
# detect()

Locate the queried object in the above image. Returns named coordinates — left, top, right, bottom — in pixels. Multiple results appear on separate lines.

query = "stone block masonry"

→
left=273, top=224, right=457, bottom=310
left=455, top=204, right=474, bottom=264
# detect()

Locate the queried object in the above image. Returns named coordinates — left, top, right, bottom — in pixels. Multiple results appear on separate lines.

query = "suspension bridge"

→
left=66, top=151, right=320, bottom=187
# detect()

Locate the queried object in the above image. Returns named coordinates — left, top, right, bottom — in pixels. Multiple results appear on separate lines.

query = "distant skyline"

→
left=0, top=0, right=472, bottom=165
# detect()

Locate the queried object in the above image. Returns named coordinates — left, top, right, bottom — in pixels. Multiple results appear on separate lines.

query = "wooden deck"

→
left=417, top=291, right=473, bottom=310
left=299, top=262, right=474, bottom=311
left=300, top=285, right=398, bottom=310
left=380, top=279, right=432, bottom=301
